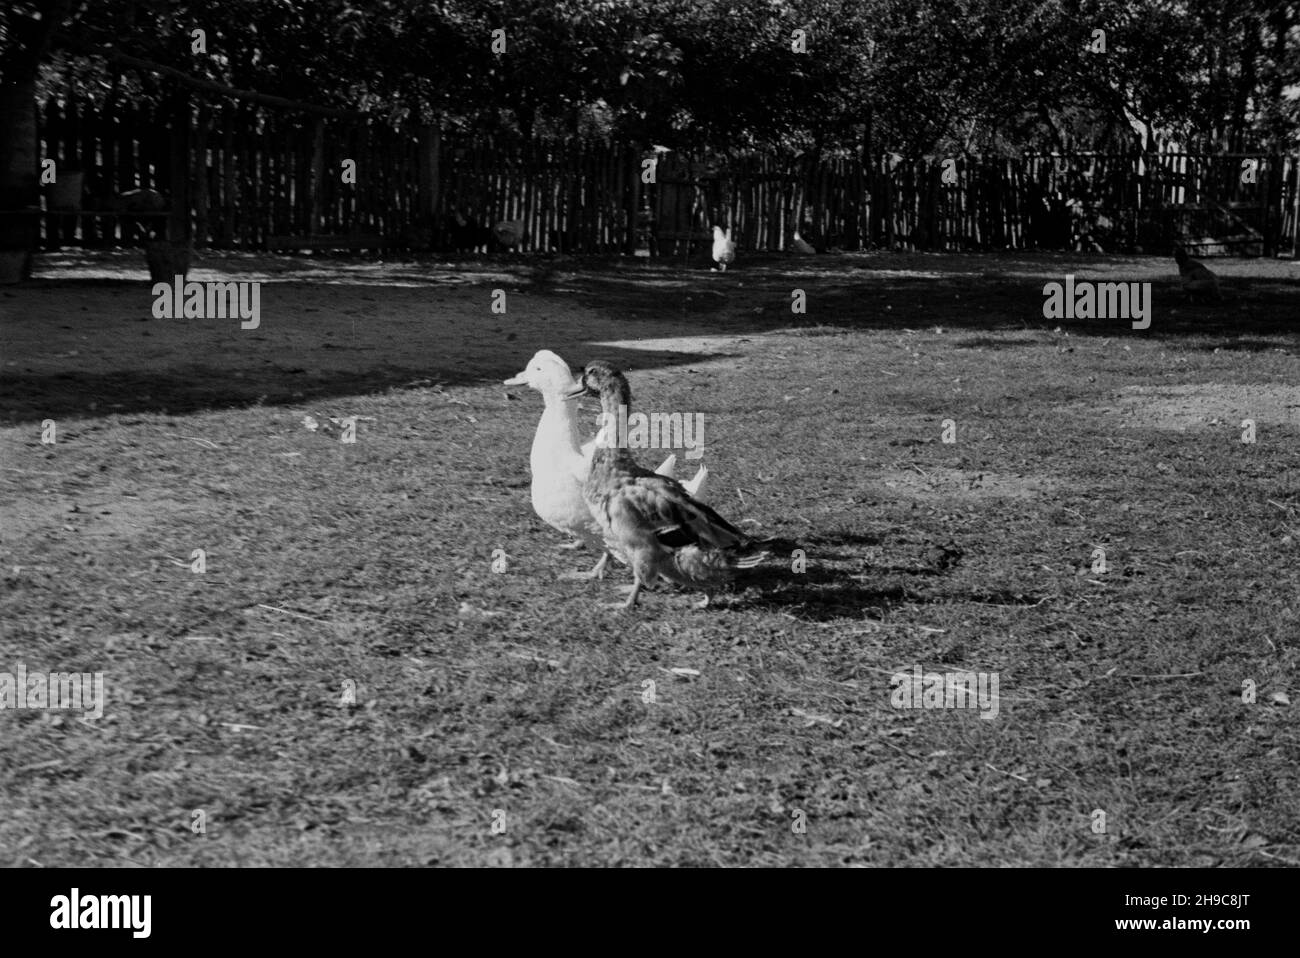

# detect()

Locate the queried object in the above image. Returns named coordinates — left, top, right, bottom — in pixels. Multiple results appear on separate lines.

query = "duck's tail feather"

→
left=681, top=464, right=708, bottom=499
left=729, top=547, right=770, bottom=570
left=666, top=542, right=768, bottom=587
left=750, top=535, right=803, bottom=556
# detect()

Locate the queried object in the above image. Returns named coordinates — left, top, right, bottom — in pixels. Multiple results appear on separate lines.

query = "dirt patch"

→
left=1094, top=383, right=1300, bottom=431
left=872, top=467, right=1056, bottom=499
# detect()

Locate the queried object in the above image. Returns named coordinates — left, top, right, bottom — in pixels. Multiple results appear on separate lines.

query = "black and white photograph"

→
left=1, top=0, right=1298, bottom=904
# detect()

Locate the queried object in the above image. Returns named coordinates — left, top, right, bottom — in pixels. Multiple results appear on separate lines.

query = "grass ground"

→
left=1, top=248, right=1298, bottom=866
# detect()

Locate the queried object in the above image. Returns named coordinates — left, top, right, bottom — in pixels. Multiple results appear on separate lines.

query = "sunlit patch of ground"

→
left=1093, top=383, right=1300, bottom=431
left=873, top=467, right=1057, bottom=500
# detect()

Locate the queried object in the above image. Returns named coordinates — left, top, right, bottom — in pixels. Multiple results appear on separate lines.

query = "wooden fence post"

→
left=167, top=93, right=190, bottom=243
left=309, top=116, right=325, bottom=237
left=193, top=102, right=211, bottom=247
left=1292, top=153, right=1300, bottom=257
left=1262, top=153, right=1283, bottom=257
left=417, top=123, right=441, bottom=223
left=626, top=147, right=640, bottom=255
left=219, top=103, right=237, bottom=247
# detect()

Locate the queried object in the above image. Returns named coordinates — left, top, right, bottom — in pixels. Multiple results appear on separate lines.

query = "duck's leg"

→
left=604, top=573, right=644, bottom=610
left=559, top=550, right=613, bottom=581
left=557, top=539, right=585, bottom=551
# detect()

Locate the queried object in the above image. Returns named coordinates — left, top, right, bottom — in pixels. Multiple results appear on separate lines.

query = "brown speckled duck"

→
left=566, top=360, right=769, bottom=610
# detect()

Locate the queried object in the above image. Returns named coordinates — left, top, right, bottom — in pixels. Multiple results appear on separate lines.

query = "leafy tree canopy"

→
left=2, top=0, right=1296, bottom=154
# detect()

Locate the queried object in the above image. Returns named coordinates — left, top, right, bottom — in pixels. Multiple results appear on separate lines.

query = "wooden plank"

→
left=167, top=94, right=190, bottom=242
left=265, top=233, right=397, bottom=250
left=193, top=102, right=210, bottom=247
left=252, top=109, right=265, bottom=247
left=309, top=117, right=325, bottom=236
left=219, top=103, right=236, bottom=247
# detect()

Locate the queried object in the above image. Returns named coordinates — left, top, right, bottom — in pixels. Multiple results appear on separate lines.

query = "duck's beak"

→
left=562, top=381, right=588, bottom=400
left=503, top=370, right=528, bottom=386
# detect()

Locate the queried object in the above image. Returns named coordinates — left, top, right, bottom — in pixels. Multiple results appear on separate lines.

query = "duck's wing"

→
left=607, top=474, right=749, bottom=551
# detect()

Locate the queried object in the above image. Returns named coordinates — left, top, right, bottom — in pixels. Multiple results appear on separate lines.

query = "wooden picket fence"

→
left=34, top=98, right=1300, bottom=257
left=651, top=151, right=1299, bottom=257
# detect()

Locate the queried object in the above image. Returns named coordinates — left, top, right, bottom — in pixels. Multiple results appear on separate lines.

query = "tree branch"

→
left=51, top=30, right=372, bottom=120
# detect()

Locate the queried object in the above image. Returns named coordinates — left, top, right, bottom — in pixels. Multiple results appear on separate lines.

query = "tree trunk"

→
left=167, top=93, right=191, bottom=243
left=1229, top=13, right=1261, bottom=152
left=0, top=77, right=39, bottom=276
left=2, top=0, right=72, bottom=270
left=1266, top=5, right=1291, bottom=148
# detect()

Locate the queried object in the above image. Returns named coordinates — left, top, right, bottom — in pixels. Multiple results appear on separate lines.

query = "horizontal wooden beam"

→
left=39, top=210, right=171, bottom=217
left=265, top=234, right=398, bottom=249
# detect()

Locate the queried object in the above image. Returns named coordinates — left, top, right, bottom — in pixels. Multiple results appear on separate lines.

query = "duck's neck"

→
left=539, top=388, right=574, bottom=411
left=591, top=381, right=637, bottom=469
left=599, top=376, right=633, bottom=414
left=534, top=391, right=584, bottom=454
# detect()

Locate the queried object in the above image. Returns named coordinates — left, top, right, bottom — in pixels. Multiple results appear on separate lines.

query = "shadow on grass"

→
left=5, top=251, right=1298, bottom=424
left=738, top=569, right=916, bottom=621
left=528, top=257, right=1300, bottom=341
left=0, top=344, right=740, bottom=424
left=803, top=530, right=888, bottom=549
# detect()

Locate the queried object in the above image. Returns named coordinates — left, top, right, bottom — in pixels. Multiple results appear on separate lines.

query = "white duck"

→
left=711, top=226, right=735, bottom=271
left=505, top=350, right=706, bottom=579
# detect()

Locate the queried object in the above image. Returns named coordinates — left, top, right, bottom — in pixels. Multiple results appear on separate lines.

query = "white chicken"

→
left=711, top=226, right=735, bottom=271
left=791, top=230, right=817, bottom=255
